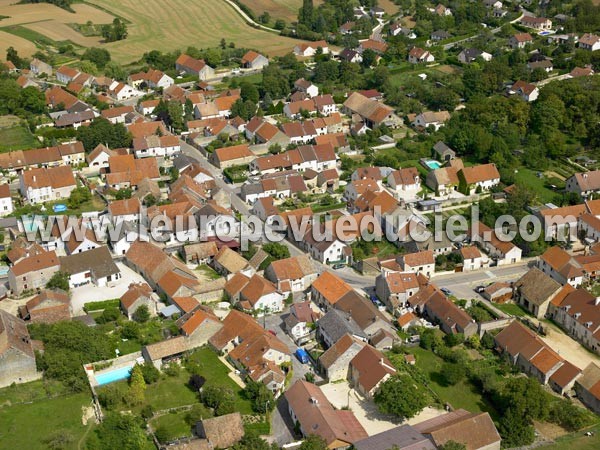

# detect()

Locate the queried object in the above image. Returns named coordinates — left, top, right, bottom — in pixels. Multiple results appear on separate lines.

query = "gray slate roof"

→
left=318, top=308, right=366, bottom=343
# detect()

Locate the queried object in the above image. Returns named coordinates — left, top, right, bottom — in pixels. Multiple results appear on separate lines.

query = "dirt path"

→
left=540, top=321, right=600, bottom=369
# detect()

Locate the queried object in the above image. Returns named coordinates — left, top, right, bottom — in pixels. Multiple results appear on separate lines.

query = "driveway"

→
left=538, top=320, right=600, bottom=369
left=70, top=262, right=148, bottom=314
left=320, top=381, right=446, bottom=434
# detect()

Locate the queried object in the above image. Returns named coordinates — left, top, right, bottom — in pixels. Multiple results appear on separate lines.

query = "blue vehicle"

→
left=295, top=348, right=310, bottom=364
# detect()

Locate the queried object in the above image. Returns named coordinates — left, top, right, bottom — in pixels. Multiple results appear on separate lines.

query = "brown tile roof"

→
left=530, top=347, right=562, bottom=375
left=460, top=163, right=500, bottom=184
left=0, top=310, right=35, bottom=359
left=11, top=250, right=59, bottom=276
left=284, top=380, right=368, bottom=446
left=22, top=166, right=76, bottom=190
left=549, top=360, right=581, bottom=389
left=109, top=198, right=142, bottom=217
left=240, top=274, right=277, bottom=306
left=224, top=272, right=250, bottom=298
left=180, top=305, right=219, bottom=335
left=209, top=309, right=264, bottom=350
left=214, top=247, right=248, bottom=273
left=460, top=246, right=482, bottom=260
left=176, top=54, right=208, bottom=73
left=268, top=255, right=314, bottom=281
left=350, top=345, right=396, bottom=392
left=120, top=282, right=153, bottom=309
left=127, top=121, right=167, bottom=139
left=45, top=86, right=79, bottom=109
left=144, top=335, right=188, bottom=360
left=213, top=144, right=253, bottom=162
left=513, top=32, right=533, bottom=42
left=414, top=409, right=501, bottom=450
left=24, top=289, right=70, bottom=323
left=319, top=333, right=366, bottom=369
left=403, top=250, right=434, bottom=267
left=312, top=271, right=353, bottom=305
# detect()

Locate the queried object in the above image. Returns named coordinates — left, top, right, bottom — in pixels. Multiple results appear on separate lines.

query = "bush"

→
left=201, top=386, right=235, bottom=416
left=441, top=362, right=467, bottom=385
left=189, top=374, right=206, bottom=391
left=141, top=404, right=154, bottom=419
left=140, top=363, right=160, bottom=384
left=443, top=333, right=464, bottom=347
left=97, top=383, right=125, bottom=409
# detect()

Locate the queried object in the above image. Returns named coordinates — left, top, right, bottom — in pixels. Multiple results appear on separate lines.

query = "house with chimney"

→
left=285, top=380, right=368, bottom=448
left=19, top=166, right=76, bottom=204
left=349, top=345, right=396, bottom=398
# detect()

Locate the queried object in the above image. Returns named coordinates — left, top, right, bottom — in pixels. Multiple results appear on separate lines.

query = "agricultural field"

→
left=87, top=0, right=301, bottom=63
left=0, top=115, right=39, bottom=152
left=0, top=0, right=114, bottom=55
left=240, top=0, right=305, bottom=23
left=0, top=0, right=300, bottom=64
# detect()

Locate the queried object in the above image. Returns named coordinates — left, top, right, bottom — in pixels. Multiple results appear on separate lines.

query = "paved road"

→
left=431, top=260, right=533, bottom=301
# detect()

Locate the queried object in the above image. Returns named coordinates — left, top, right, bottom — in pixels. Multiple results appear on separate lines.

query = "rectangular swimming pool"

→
left=95, top=365, right=133, bottom=386
left=425, top=160, right=442, bottom=170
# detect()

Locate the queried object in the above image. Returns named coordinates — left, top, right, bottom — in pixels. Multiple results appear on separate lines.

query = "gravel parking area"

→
left=539, top=321, right=600, bottom=369
left=70, top=262, right=148, bottom=314
left=320, top=381, right=446, bottom=435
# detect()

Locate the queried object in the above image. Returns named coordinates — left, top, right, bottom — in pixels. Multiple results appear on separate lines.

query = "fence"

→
left=478, top=318, right=513, bottom=337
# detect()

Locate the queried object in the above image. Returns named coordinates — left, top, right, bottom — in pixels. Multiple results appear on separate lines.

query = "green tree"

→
left=126, top=364, right=146, bottom=406
left=6, top=46, right=23, bottom=68
left=202, top=386, right=235, bottom=416
left=133, top=304, right=150, bottom=323
left=298, top=435, right=328, bottom=450
left=82, top=47, right=111, bottom=68
left=76, top=117, right=132, bottom=151
left=498, top=407, right=535, bottom=447
left=67, top=186, right=91, bottom=209
left=439, top=441, right=466, bottom=450
left=374, top=374, right=428, bottom=419
left=88, top=412, right=147, bottom=450
left=240, top=82, right=260, bottom=103
left=262, top=242, right=290, bottom=260
left=114, top=188, right=133, bottom=200
left=243, top=380, right=275, bottom=413
left=46, top=271, right=70, bottom=292
left=232, top=432, right=278, bottom=450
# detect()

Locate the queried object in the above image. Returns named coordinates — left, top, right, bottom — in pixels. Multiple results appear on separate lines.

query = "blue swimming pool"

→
left=95, top=365, right=133, bottom=386
left=425, top=160, right=442, bottom=170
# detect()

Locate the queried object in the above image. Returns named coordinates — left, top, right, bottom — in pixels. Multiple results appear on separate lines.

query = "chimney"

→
left=33, top=175, right=36, bottom=182
left=595, top=297, right=600, bottom=306
left=310, top=397, right=318, bottom=405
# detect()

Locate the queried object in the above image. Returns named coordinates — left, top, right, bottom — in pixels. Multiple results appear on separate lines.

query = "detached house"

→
left=514, top=267, right=565, bottom=318
left=408, top=47, right=435, bottom=64
left=412, top=111, right=450, bottom=131
left=60, top=246, right=121, bottom=288
left=521, top=16, right=552, bottom=30
left=175, top=54, right=215, bottom=80
left=293, top=40, right=329, bottom=57
left=424, top=292, right=478, bottom=337
left=579, top=33, right=600, bottom=51
left=458, top=163, right=500, bottom=194
left=209, top=144, right=254, bottom=169
left=349, top=345, right=396, bottom=398
left=509, top=32, right=534, bottom=49
left=285, top=380, right=368, bottom=448
left=387, top=167, right=421, bottom=196
left=471, top=221, right=522, bottom=265
left=241, top=50, right=269, bottom=70
left=510, top=80, right=539, bottom=102
left=120, top=282, right=156, bottom=320
left=566, top=170, right=600, bottom=199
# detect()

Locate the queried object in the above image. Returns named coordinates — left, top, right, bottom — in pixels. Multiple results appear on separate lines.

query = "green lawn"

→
left=493, top=302, right=532, bottom=317
left=408, top=347, right=498, bottom=417
left=0, top=391, right=91, bottom=450
left=0, top=125, right=39, bottom=152
left=514, top=167, right=559, bottom=204
left=151, top=411, right=194, bottom=443
left=143, top=372, right=199, bottom=411
left=196, top=264, right=221, bottom=280
left=186, top=347, right=253, bottom=415
left=540, top=423, right=600, bottom=450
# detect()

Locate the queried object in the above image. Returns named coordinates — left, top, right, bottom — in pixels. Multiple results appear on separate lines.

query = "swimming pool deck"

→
left=85, top=351, right=143, bottom=389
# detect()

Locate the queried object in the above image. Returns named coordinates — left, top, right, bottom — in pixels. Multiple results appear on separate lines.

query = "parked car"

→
left=441, top=287, right=452, bottom=296
left=295, top=348, right=310, bottom=364
left=332, top=263, right=345, bottom=270
left=474, top=285, right=485, bottom=293
left=268, top=329, right=277, bottom=336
